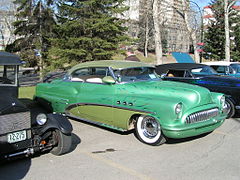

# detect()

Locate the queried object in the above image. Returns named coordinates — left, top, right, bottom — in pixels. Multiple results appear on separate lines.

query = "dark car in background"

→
left=155, top=63, right=240, bottom=118
left=0, top=52, right=73, bottom=161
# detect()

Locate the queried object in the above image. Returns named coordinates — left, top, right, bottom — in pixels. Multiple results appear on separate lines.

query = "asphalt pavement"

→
left=0, top=117, right=240, bottom=180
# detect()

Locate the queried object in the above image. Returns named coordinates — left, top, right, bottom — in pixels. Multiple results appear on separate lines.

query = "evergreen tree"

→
left=231, top=11, right=240, bottom=61
left=8, top=0, right=56, bottom=69
left=203, top=0, right=225, bottom=60
left=47, top=0, right=129, bottom=70
left=203, top=0, right=239, bottom=61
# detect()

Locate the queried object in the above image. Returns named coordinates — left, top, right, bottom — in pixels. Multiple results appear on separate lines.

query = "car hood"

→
left=0, top=96, right=28, bottom=115
left=122, top=80, right=214, bottom=107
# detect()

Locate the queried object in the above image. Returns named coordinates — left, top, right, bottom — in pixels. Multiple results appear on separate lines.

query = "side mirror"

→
left=102, top=76, right=116, bottom=84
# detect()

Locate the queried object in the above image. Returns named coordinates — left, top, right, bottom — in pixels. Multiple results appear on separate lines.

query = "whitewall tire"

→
left=135, top=115, right=166, bottom=146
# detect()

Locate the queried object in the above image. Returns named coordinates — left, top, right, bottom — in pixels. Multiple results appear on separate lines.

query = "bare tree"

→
left=175, top=0, right=202, bottom=63
left=224, top=0, right=239, bottom=62
left=143, top=0, right=151, bottom=57
left=152, top=0, right=170, bottom=64
left=0, top=0, right=17, bottom=50
left=139, top=0, right=154, bottom=58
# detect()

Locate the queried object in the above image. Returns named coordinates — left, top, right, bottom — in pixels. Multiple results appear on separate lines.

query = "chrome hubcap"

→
left=141, top=117, right=160, bottom=139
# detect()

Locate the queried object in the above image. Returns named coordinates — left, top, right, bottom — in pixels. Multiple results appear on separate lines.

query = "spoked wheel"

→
left=135, top=115, right=166, bottom=146
left=225, top=98, right=235, bottom=119
left=50, top=130, right=72, bottom=156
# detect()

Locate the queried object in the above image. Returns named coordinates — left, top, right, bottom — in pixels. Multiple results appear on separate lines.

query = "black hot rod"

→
left=0, top=52, right=73, bottom=161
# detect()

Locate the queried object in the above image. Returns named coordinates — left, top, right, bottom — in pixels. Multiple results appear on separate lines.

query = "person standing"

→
left=125, top=48, right=140, bottom=62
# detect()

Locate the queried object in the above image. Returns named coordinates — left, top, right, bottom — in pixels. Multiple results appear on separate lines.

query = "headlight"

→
left=220, top=96, right=226, bottom=107
left=36, top=113, right=47, bottom=125
left=175, top=103, right=182, bottom=115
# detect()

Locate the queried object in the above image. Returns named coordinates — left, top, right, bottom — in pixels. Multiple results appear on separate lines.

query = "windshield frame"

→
left=0, top=65, right=18, bottom=87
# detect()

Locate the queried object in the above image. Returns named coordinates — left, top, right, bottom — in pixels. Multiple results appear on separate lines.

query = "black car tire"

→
left=50, top=130, right=72, bottom=156
left=135, top=115, right=166, bottom=146
left=226, top=98, right=235, bottom=119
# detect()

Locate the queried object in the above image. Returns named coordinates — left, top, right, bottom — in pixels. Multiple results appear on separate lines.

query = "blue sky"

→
left=192, top=0, right=212, bottom=9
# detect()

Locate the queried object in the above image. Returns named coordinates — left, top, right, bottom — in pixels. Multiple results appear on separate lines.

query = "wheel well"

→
left=128, top=114, right=142, bottom=130
left=41, top=128, right=59, bottom=144
left=225, top=96, right=236, bottom=105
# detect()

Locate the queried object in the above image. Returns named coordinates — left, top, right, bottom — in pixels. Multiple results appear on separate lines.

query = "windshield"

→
left=230, top=64, right=240, bottom=73
left=0, top=65, right=17, bottom=86
left=113, top=67, right=160, bottom=83
left=191, top=66, right=217, bottom=76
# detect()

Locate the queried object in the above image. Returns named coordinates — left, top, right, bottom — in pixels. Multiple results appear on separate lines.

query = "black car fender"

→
left=224, top=95, right=236, bottom=105
left=38, top=113, right=73, bottom=136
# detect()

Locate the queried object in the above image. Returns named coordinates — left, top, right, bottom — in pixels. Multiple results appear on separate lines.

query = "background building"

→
left=135, top=0, right=191, bottom=53
left=161, top=0, right=190, bottom=53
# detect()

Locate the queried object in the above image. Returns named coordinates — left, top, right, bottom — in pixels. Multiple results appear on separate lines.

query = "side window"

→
left=230, top=64, right=240, bottom=73
left=92, top=67, right=110, bottom=76
left=166, top=70, right=185, bottom=77
left=71, top=68, right=90, bottom=82
left=71, top=67, right=110, bottom=83
left=72, top=68, right=90, bottom=77
left=0, top=65, right=17, bottom=85
left=184, top=71, right=192, bottom=78
left=211, top=66, right=225, bottom=73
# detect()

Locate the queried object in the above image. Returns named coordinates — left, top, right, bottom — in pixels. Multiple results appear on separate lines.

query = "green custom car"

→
left=35, top=60, right=228, bottom=145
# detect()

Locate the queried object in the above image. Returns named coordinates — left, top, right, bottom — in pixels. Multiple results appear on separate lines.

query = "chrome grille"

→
left=0, top=112, right=31, bottom=135
left=186, top=108, right=219, bottom=124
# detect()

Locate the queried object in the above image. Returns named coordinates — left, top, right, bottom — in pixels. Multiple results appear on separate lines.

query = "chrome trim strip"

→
left=65, top=102, right=154, bottom=114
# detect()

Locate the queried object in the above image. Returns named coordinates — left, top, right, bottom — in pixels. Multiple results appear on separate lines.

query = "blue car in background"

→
left=203, top=61, right=240, bottom=78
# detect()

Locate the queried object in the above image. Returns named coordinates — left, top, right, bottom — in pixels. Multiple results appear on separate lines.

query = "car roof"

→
left=68, top=60, right=154, bottom=73
left=0, top=51, right=22, bottom=65
left=155, top=63, right=208, bottom=74
left=203, top=61, right=239, bottom=66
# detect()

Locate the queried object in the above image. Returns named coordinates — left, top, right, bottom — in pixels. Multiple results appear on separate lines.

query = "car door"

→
left=71, top=67, right=115, bottom=125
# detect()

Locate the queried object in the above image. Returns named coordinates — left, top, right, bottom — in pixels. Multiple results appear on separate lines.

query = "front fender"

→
left=39, top=113, right=73, bottom=135
left=210, top=92, right=225, bottom=109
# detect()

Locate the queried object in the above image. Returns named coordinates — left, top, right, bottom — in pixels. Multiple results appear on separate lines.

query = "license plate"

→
left=7, top=130, right=27, bottom=143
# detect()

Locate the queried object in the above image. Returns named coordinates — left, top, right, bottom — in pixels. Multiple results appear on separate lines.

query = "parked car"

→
left=155, top=63, right=240, bottom=118
left=203, top=61, right=240, bottom=77
left=0, top=52, right=73, bottom=161
left=35, top=60, right=227, bottom=146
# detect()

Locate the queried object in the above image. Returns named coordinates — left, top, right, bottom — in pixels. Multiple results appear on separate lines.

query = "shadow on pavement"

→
left=69, top=133, right=81, bottom=153
left=232, top=112, right=240, bottom=122
left=166, top=132, right=210, bottom=145
left=0, top=133, right=80, bottom=180
left=0, top=158, right=31, bottom=180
